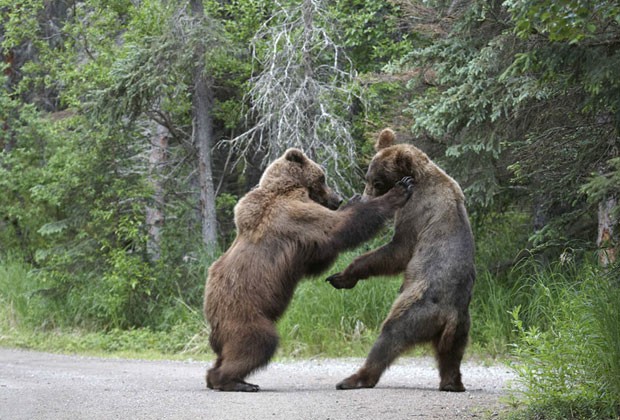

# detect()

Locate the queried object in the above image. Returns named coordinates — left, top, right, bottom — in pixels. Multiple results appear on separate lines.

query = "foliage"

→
left=399, top=0, right=620, bottom=248
left=582, top=157, right=620, bottom=220
left=0, top=97, right=50, bottom=259
left=0, top=255, right=47, bottom=327
left=467, top=211, right=532, bottom=354
left=509, top=263, right=620, bottom=419
left=215, top=193, right=238, bottom=247
left=506, top=0, right=620, bottom=43
left=1, top=1, right=217, bottom=329
left=329, top=0, right=414, bottom=73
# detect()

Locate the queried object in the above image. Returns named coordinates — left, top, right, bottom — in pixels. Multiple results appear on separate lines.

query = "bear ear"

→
left=284, top=148, right=306, bottom=164
left=375, top=128, right=396, bottom=151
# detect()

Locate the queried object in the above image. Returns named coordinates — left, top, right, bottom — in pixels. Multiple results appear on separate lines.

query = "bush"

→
left=508, top=262, right=620, bottom=419
left=0, top=255, right=45, bottom=327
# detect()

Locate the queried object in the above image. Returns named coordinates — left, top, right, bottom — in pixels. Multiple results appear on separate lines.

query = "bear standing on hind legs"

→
left=204, top=148, right=414, bottom=392
left=327, top=128, right=476, bottom=392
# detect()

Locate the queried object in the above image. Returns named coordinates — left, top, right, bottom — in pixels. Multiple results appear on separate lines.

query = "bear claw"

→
left=326, top=273, right=358, bottom=289
left=336, top=375, right=375, bottom=390
left=397, top=176, right=415, bottom=196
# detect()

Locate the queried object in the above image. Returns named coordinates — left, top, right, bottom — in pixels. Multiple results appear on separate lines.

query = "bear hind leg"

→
left=207, top=367, right=260, bottom=392
left=434, top=319, right=469, bottom=392
left=206, top=356, right=222, bottom=389
left=336, top=317, right=412, bottom=390
left=207, top=356, right=261, bottom=392
left=207, top=321, right=278, bottom=392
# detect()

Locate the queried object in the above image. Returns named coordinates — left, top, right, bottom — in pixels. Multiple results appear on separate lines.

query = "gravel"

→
left=0, top=347, right=516, bottom=419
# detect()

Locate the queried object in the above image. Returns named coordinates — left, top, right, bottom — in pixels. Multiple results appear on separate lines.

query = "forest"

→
left=1, top=0, right=619, bottom=418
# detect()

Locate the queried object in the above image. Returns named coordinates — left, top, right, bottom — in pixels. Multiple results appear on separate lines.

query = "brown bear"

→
left=327, top=128, right=475, bottom=392
left=204, top=148, right=414, bottom=392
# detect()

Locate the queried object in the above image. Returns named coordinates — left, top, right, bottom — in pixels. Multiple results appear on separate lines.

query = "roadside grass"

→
left=0, top=251, right=409, bottom=360
left=0, top=255, right=208, bottom=360
left=277, top=256, right=403, bottom=359
left=1, top=212, right=529, bottom=360
left=1, top=214, right=520, bottom=364
left=506, top=262, right=620, bottom=420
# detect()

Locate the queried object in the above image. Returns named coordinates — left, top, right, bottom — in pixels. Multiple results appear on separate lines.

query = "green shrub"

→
left=508, top=262, right=620, bottom=419
left=0, top=255, right=51, bottom=328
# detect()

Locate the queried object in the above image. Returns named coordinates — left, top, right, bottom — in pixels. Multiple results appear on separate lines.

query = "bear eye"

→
left=373, top=181, right=385, bottom=190
left=319, top=174, right=326, bottom=184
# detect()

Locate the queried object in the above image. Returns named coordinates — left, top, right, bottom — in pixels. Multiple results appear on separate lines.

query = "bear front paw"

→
left=397, top=176, right=414, bottom=198
left=339, top=194, right=363, bottom=210
left=326, top=273, right=358, bottom=289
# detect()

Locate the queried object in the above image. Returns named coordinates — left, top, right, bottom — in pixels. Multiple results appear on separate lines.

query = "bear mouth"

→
left=326, top=198, right=342, bottom=210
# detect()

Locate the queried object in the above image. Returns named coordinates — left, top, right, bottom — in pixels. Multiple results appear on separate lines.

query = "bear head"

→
left=363, top=128, right=430, bottom=198
left=259, top=148, right=342, bottom=210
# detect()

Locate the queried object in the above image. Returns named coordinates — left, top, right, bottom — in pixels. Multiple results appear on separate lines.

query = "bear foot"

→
left=439, top=382, right=466, bottom=392
left=211, top=380, right=260, bottom=392
left=335, top=374, right=377, bottom=390
left=207, top=370, right=260, bottom=392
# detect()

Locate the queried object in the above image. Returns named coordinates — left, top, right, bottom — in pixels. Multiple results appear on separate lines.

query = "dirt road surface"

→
left=0, top=347, right=515, bottom=419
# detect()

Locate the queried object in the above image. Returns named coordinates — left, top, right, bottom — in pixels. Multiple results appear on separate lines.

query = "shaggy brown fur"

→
left=204, top=148, right=413, bottom=392
left=327, top=129, right=475, bottom=392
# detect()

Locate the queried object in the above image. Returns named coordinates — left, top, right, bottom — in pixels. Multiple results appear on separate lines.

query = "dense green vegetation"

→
left=1, top=0, right=619, bottom=418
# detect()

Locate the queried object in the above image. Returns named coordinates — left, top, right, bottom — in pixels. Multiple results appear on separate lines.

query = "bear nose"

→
left=328, top=195, right=343, bottom=210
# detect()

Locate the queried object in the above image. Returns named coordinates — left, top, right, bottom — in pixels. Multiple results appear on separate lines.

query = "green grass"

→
left=0, top=252, right=413, bottom=360
left=506, top=263, right=620, bottom=420
left=0, top=254, right=210, bottom=359
left=0, top=255, right=47, bottom=328
left=1, top=212, right=530, bottom=360
left=0, top=323, right=211, bottom=360
left=277, top=254, right=403, bottom=358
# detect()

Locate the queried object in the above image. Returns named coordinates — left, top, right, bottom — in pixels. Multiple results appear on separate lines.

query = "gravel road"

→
left=0, top=347, right=516, bottom=419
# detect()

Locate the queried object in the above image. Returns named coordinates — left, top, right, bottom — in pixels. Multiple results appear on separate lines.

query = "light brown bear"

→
left=204, top=148, right=413, bottom=392
left=327, top=129, right=475, bottom=392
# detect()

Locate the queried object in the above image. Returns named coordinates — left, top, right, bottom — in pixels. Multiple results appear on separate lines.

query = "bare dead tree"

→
left=228, top=0, right=361, bottom=192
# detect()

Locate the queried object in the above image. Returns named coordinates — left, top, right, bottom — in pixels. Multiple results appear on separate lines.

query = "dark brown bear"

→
left=327, top=129, right=475, bottom=392
left=204, top=148, right=413, bottom=392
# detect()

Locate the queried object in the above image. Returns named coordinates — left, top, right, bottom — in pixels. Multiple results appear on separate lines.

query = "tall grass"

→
left=508, top=262, right=620, bottom=419
left=277, top=252, right=401, bottom=358
left=3, top=212, right=531, bottom=358
left=0, top=253, right=210, bottom=357
left=0, top=255, right=45, bottom=328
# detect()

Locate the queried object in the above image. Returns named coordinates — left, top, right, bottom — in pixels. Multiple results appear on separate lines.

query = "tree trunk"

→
left=597, top=195, right=618, bottom=267
left=190, top=0, right=218, bottom=252
left=146, top=122, right=168, bottom=262
left=301, top=0, right=316, bottom=153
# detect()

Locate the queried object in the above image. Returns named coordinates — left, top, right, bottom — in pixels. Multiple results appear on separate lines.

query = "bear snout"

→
left=327, top=195, right=343, bottom=210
